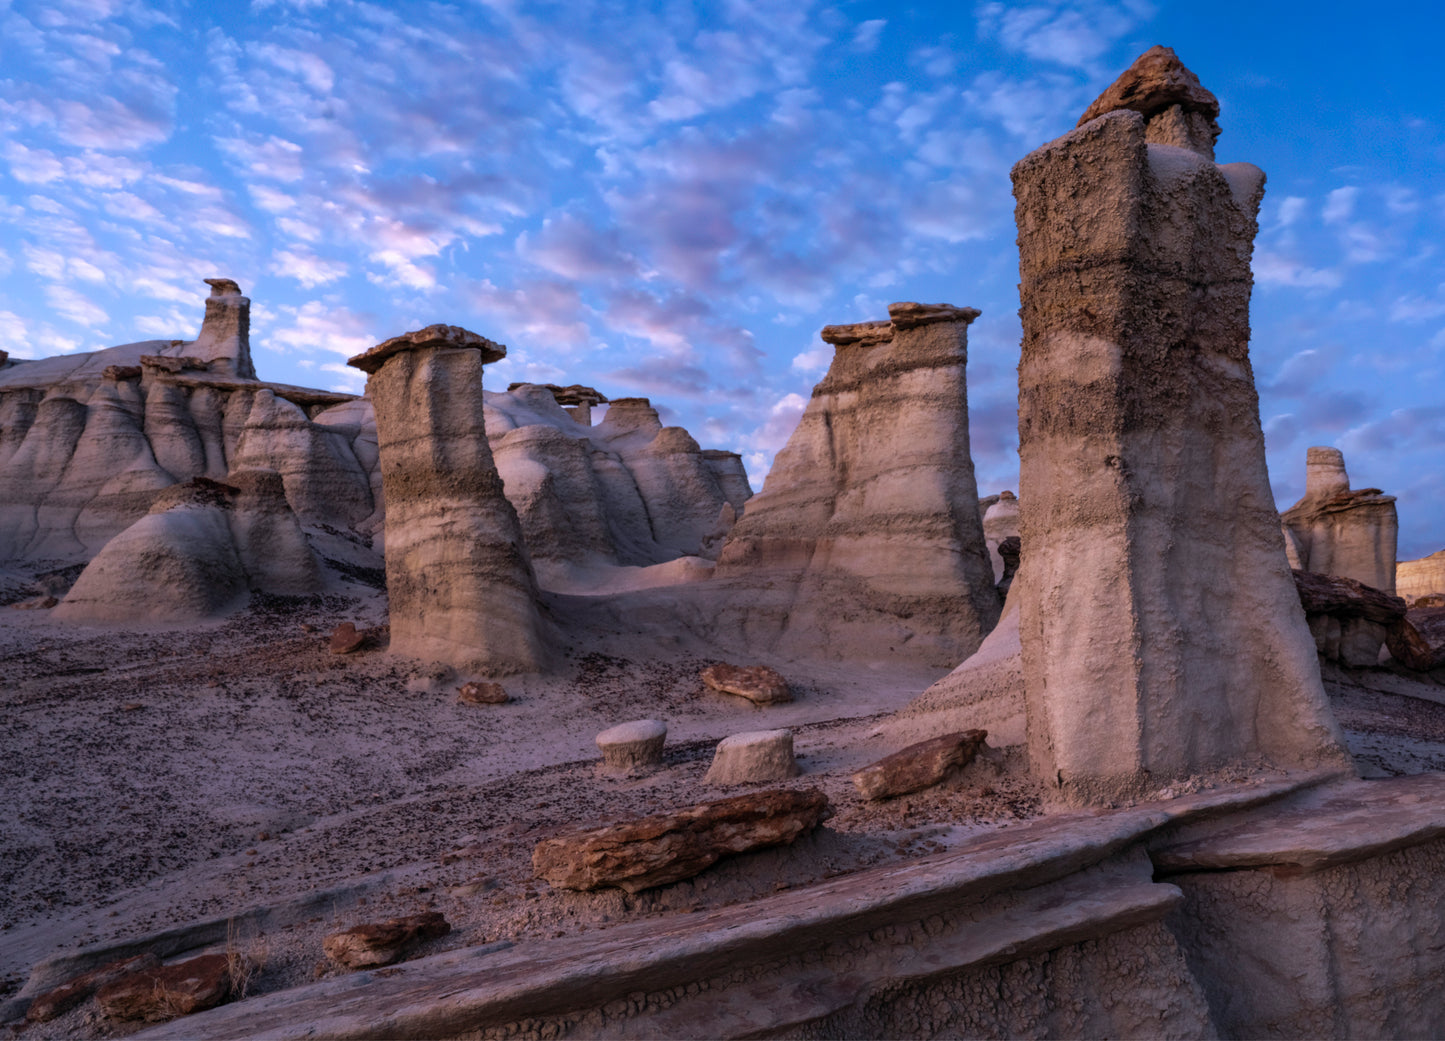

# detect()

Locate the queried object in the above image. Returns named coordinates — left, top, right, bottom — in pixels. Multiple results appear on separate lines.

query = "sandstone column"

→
left=1011, top=47, right=1350, bottom=801
left=348, top=325, right=548, bottom=675
left=715, top=302, right=1000, bottom=667
left=190, top=278, right=256, bottom=379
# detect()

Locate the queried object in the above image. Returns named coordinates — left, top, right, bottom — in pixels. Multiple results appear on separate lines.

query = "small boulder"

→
left=533, top=788, right=829, bottom=893
left=26, top=953, right=161, bottom=1024
left=700, top=663, right=792, bottom=705
left=596, top=719, right=667, bottom=770
left=703, top=730, right=799, bottom=785
left=95, top=953, right=233, bottom=1022
left=329, top=622, right=367, bottom=655
left=852, top=730, right=990, bottom=801
left=458, top=680, right=510, bottom=705
left=322, top=911, right=451, bottom=970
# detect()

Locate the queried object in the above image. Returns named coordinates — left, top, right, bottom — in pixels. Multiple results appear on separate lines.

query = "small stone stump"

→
left=700, top=663, right=793, bottom=705
left=596, top=719, right=667, bottom=771
left=323, top=912, right=451, bottom=970
left=704, top=730, right=799, bottom=786
left=458, top=680, right=511, bottom=705
left=852, top=730, right=989, bottom=800
left=329, top=622, right=366, bottom=655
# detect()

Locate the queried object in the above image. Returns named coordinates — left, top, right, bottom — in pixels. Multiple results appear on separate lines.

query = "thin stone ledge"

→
left=348, top=324, right=506, bottom=375
left=887, top=302, right=982, bottom=330
left=819, top=320, right=893, bottom=347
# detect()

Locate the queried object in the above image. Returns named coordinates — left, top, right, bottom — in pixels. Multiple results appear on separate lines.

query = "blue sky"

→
left=2, top=0, right=1443, bottom=558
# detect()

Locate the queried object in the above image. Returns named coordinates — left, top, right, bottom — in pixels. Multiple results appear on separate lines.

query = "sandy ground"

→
left=3, top=580, right=1443, bottom=1039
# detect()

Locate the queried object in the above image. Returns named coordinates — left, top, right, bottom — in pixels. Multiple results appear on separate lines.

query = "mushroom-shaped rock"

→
left=347, top=325, right=547, bottom=675
left=852, top=730, right=989, bottom=801
left=700, top=663, right=793, bottom=705
left=703, top=729, right=799, bottom=786
left=190, top=277, right=255, bottom=379
left=532, top=788, right=829, bottom=893
left=596, top=719, right=667, bottom=770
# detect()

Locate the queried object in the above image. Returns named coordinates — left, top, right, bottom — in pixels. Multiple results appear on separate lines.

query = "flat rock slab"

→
left=704, top=730, right=798, bottom=785
left=700, top=664, right=792, bottom=705
left=852, top=730, right=989, bottom=800
left=96, top=953, right=233, bottom=1023
left=26, top=953, right=160, bottom=1024
left=132, top=774, right=1330, bottom=1041
left=324, top=912, right=451, bottom=970
left=532, top=787, right=829, bottom=893
left=596, top=719, right=666, bottom=770
left=1152, top=774, right=1445, bottom=877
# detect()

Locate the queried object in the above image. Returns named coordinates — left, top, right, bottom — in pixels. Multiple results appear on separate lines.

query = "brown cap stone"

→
left=887, top=302, right=981, bottom=330
left=348, top=324, right=506, bottom=374
left=820, top=319, right=893, bottom=347
left=1076, top=45, right=1219, bottom=128
left=204, top=277, right=243, bottom=297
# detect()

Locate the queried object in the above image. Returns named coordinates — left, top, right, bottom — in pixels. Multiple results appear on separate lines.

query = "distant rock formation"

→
left=981, top=491, right=1019, bottom=582
left=0, top=282, right=751, bottom=607
left=1398, top=548, right=1445, bottom=602
left=1011, top=47, right=1351, bottom=802
left=349, top=325, right=548, bottom=675
left=54, top=471, right=320, bottom=623
left=713, top=301, right=1000, bottom=667
left=1282, top=447, right=1399, bottom=594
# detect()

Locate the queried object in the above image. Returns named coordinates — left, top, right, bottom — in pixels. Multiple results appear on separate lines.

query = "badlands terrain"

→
left=4, top=45, right=1445, bottom=1041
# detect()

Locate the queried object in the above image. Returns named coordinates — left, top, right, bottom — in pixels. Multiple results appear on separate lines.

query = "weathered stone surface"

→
left=26, top=953, right=160, bottom=1023
left=714, top=301, right=1000, bottom=668
left=323, top=912, right=451, bottom=970
left=1282, top=447, right=1399, bottom=593
left=1385, top=607, right=1445, bottom=672
left=704, top=730, right=798, bottom=785
left=1076, top=45, right=1221, bottom=159
left=348, top=326, right=548, bottom=675
left=1012, top=54, right=1352, bottom=802
left=458, top=680, right=511, bottom=705
left=532, top=788, right=829, bottom=893
left=852, top=730, right=989, bottom=801
left=329, top=622, right=366, bottom=655
left=95, top=953, right=233, bottom=1022
left=700, top=663, right=793, bottom=705
left=596, top=719, right=666, bottom=770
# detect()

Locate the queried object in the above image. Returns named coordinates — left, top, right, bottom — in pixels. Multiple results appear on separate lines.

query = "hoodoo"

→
left=714, top=301, right=1000, bottom=667
left=1011, top=46, right=1352, bottom=801
left=348, top=325, right=548, bottom=675
left=1282, top=446, right=1399, bottom=594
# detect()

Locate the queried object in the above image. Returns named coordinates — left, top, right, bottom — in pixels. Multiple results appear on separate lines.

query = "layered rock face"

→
left=714, top=302, right=1000, bottom=667
left=1011, top=47, right=1351, bottom=801
left=348, top=326, right=548, bottom=674
left=1398, top=548, right=1445, bottom=601
left=1282, top=447, right=1399, bottom=594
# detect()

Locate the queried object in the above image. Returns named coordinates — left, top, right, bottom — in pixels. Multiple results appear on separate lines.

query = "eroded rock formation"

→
left=1282, top=447, right=1399, bottom=594
left=1011, top=47, right=1351, bottom=801
left=713, top=302, right=1000, bottom=667
left=349, top=325, right=548, bottom=675
left=1398, top=548, right=1445, bottom=602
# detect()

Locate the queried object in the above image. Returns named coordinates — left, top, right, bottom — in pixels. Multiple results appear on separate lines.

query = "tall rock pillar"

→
left=715, top=302, right=1000, bottom=667
left=1282, top=447, right=1399, bottom=593
left=1011, top=47, right=1350, bottom=801
left=190, top=278, right=256, bottom=379
left=348, top=325, right=548, bottom=675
